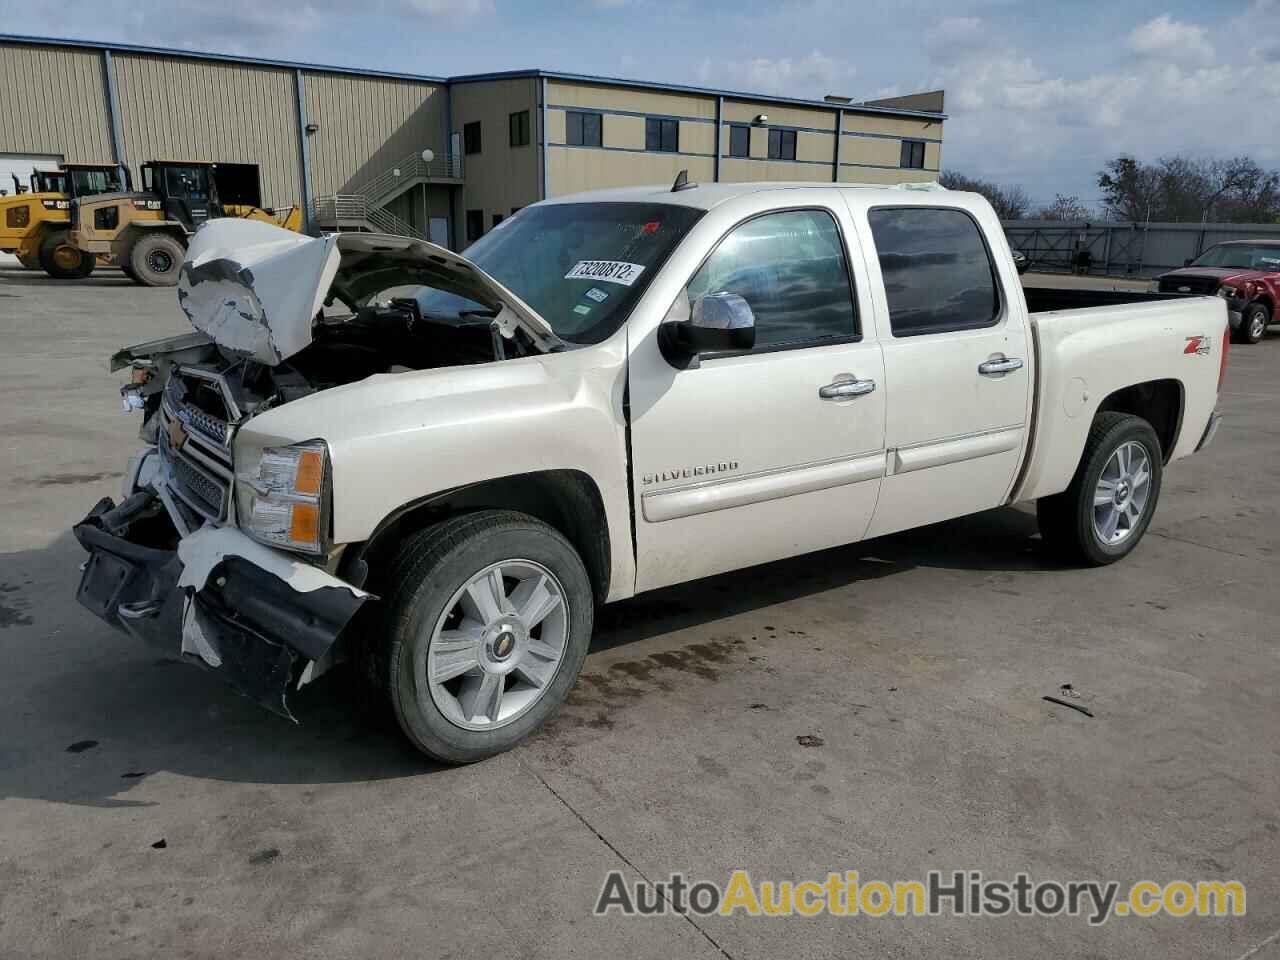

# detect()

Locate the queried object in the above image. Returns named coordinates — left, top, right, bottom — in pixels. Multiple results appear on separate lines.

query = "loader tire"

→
left=127, top=232, right=185, bottom=287
left=38, top=230, right=94, bottom=279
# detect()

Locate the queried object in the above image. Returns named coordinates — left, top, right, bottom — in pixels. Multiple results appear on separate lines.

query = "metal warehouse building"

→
left=0, top=34, right=945, bottom=250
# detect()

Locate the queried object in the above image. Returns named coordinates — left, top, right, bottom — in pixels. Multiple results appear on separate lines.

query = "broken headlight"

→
left=236, top=440, right=329, bottom=554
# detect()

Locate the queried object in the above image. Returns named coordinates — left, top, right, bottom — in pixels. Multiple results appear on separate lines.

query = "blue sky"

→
left=6, top=0, right=1275, bottom=210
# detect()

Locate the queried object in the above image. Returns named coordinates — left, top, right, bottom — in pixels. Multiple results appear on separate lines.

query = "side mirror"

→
left=1184, top=258, right=1193, bottom=267
left=659, top=292, right=756, bottom=368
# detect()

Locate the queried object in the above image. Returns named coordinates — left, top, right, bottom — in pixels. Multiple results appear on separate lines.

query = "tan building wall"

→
left=451, top=77, right=541, bottom=234
left=113, top=53, right=301, bottom=208
left=303, top=72, right=446, bottom=195
left=542, top=81, right=942, bottom=193
left=547, top=79, right=719, bottom=196
left=0, top=42, right=114, bottom=162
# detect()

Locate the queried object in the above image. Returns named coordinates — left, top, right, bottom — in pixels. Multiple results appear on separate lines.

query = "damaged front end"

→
left=74, top=492, right=367, bottom=719
left=75, top=219, right=569, bottom=719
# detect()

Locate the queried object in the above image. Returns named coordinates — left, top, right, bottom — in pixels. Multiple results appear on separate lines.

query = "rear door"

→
left=858, top=203, right=1033, bottom=538
left=628, top=200, right=887, bottom=592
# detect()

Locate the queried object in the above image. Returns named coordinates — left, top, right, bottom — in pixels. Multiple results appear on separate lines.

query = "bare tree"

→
left=1098, top=157, right=1161, bottom=221
left=1037, top=194, right=1091, bottom=221
left=1099, top=154, right=1280, bottom=223
left=938, top=170, right=1031, bottom=220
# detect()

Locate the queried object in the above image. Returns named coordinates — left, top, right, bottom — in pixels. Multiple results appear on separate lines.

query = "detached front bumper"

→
left=73, top=493, right=368, bottom=719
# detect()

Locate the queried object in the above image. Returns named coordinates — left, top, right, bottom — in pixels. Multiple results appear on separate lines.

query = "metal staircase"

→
left=311, top=149, right=463, bottom=240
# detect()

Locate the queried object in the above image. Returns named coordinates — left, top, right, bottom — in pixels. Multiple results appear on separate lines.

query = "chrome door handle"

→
left=978, top=357, right=1024, bottom=376
left=819, top=378, right=876, bottom=400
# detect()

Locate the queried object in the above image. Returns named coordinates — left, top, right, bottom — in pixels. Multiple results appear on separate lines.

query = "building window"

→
left=767, top=128, right=797, bottom=161
left=464, top=121, right=482, bottom=155
left=900, top=140, right=926, bottom=169
left=466, top=209, right=484, bottom=244
left=566, top=111, right=603, bottom=147
left=645, top=117, right=679, bottom=153
left=728, top=124, right=750, bottom=158
left=509, top=111, right=530, bottom=148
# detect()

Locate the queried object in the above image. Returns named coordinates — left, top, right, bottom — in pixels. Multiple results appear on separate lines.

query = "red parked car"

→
left=1153, top=240, right=1280, bottom=344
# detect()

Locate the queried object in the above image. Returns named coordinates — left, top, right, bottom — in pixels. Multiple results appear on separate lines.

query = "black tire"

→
left=16, top=253, right=40, bottom=270
left=372, top=510, right=593, bottom=763
left=1234, top=302, right=1271, bottom=345
left=38, top=229, right=94, bottom=279
left=127, top=232, right=185, bottom=286
left=1037, top=412, right=1163, bottom=566
left=120, top=260, right=139, bottom=282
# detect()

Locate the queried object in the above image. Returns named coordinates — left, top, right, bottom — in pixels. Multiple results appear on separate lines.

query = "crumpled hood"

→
left=177, top=219, right=563, bottom=366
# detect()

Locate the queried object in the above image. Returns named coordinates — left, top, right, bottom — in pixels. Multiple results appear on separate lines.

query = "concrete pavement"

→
left=1, top=258, right=1277, bottom=958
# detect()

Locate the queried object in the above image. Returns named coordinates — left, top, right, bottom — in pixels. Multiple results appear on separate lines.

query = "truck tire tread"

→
left=370, top=510, right=593, bottom=763
left=1036, top=411, right=1163, bottom=566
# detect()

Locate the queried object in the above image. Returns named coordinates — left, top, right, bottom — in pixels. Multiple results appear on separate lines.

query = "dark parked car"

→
left=1152, top=240, right=1280, bottom=344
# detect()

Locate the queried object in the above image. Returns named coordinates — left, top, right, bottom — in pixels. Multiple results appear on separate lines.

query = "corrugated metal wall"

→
left=0, top=42, right=114, bottom=161
left=113, top=53, right=301, bottom=208
left=1003, top=220, right=1280, bottom=277
left=302, top=73, right=446, bottom=195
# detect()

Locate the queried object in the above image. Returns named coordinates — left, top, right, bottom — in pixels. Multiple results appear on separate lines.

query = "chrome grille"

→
left=158, top=369, right=235, bottom=524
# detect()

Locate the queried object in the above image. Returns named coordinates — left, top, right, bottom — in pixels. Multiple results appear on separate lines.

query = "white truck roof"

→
left=544, top=179, right=950, bottom=211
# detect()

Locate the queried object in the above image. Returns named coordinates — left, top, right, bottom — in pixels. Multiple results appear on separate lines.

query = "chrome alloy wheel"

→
left=423, top=560, right=569, bottom=731
left=1249, top=310, right=1268, bottom=341
left=1092, top=440, right=1153, bottom=546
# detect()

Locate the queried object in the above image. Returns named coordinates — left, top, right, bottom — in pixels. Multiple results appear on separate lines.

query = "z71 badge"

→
left=1184, top=336, right=1212, bottom=356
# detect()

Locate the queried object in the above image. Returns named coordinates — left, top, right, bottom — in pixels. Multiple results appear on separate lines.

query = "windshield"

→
left=1191, top=244, right=1280, bottom=271
left=417, top=202, right=703, bottom=343
left=68, top=167, right=124, bottom=197
left=34, top=171, right=67, bottom=193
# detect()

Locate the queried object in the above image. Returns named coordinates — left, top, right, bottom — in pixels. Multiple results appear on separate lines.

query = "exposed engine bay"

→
left=116, top=221, right=564, bottom=437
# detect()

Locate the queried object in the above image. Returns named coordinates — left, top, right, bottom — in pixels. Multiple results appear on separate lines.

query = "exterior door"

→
left=859, top=204, right=1033, bottom=539
left=628, top=205, right=886, bottom=593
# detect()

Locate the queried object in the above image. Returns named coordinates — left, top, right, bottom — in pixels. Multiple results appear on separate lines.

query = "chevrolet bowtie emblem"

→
left=166, top=416, right=189, bottom=451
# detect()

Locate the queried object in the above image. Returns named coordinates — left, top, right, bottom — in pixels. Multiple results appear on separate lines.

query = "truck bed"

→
left=1022, top=286, right=1186, bottom=314
left=1013, top=290, right=1225, bottom=505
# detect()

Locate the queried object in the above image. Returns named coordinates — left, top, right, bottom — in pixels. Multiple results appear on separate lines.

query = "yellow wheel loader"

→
left=69, top=161, right=302, bottom=287
left=0, top=163, right=129, bottom=278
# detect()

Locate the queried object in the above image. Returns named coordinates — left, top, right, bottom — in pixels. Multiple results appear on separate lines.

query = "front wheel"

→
left=374, top=511, right=594, bottom=763
left=1037, top=412, right=1163, bottom=566
left=1234, top=302, right=1271, bottom=345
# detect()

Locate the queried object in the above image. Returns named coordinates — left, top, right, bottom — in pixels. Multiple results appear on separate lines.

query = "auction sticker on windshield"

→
left=565, top=261, right=646, bottom=286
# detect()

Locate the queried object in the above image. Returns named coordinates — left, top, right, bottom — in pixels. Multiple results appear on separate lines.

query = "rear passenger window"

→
left=868, top=207, right=1000, bottom=337
left=687, top=209, right=857, bottom=350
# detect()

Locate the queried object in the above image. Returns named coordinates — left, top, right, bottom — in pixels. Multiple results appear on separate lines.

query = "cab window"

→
left=868, top=206, right=1000, bottom=337
left=686, top=208, right=858, bottom=350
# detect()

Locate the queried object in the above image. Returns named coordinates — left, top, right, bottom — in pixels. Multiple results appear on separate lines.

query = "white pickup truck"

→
left=74, top=180, right=1226, bottom=761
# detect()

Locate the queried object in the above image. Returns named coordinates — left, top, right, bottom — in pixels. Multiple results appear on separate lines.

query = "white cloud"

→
left=697, top=50, right=855, bottom=97
left=1126, top=14, right=1214, bottom=65
left=925, top=9, right=1278, bottom=205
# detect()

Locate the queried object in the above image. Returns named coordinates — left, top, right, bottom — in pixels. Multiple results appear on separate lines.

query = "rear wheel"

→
left=127, top=232, right=185, bottom=286
left=38, top=229, right=94, bottom=279
left=372, top=510, right=594, bottom=763
left=1235, top=302, right=1271, bottom=345
left=1037, top=412, right=1163, bottom=566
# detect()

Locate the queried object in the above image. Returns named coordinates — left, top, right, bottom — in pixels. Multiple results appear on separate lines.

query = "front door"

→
left=628, top=204, right=886, bottom=593
left=859, top=204, right=1033, bottom=539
